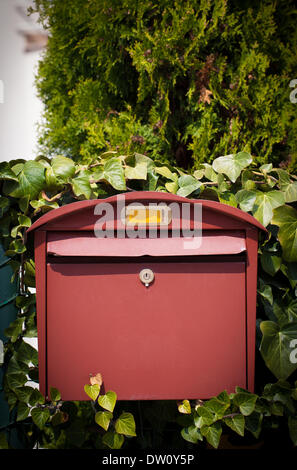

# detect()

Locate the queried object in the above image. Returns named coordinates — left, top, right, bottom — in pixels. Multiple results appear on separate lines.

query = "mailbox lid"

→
left=46, top=230, right=246, bottom=257
left=46, top=258, right=247, bottom=401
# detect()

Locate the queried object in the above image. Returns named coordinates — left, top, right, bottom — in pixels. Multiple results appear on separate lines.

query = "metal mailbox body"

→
left=27, top=192, right=266, bottom=401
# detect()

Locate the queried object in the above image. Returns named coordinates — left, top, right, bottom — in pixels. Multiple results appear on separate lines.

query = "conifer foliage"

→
left=32, top=0, right=297, bottom=170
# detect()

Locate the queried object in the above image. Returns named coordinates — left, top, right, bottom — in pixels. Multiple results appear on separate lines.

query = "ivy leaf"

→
left=31, top=407, right=50, bottom=429
left=102, top=431, right=124, bottom=449
left=51, top=155, right=75, bottom=182
left=115, top=412, right=136, bottom=436
left=165, top=180, right=179, bottom=194
left=233, top=392, right=257, bottom=416
left=95, top=410, right=113, bottom=431
left=17, top=402, right=30, bottom=422
left=11, top=215, right=31, bottom=238
left=245, top=412, right=263, bottom=439
left=258, top=279, right=273, bottom=305
left=287, top=300, right=297, bottom=322
left=193, top=168, right=205, bottom=180
left=98, top=391, right=117, bottom=412
left=218, top=191, right=237, bottom=207
left=134, top=153, right=155, bottom=170
left=200, top=422, right=222, bottom=449
left=125, top=161, right=147, bottom=180
left=181, top=425, right=203, bottom=444
left=103, top=157, right=126, bottom=190
left=0, top=162, right=19, bottom=181
left=155, top=166, right=177, bottom=181
left=235, top=189, right=257, bottom=212
left=15, top=294, right=35, bottom=311
left=212, top=152, right=252, bottom=183
left=29, top=389, right=45, bottom=406
left=3, top=161, right=45, bottom=200
left=15, top=386, right=33, bottom=403
left=15, top=340, right=38, bottom=366
left=45, top=166, right=59, bottom=189
left=146, top=170, right=159, bottom=191
left=24, top=259, right=36, bottom=287
left=50, top=387, right=61, bottom=402
left=216, top=174, right=228, bottom=192
left=178, top=399, right=192, bottom=414
left=204, top=397, right=230, bottom=419
left=4, top=317, right=24, bottom=342
left=270, top=402, right=284, bottom=416
left=252, top=191, right=285, bottom=227
left=203, top=163, right=218, bottom=182
left=0, top=196, right=9, bottom=217
left=260, top=321, right=297, bottom=380
left=216, top=390, right=231, bottom=406
left=272, top=205, right=297, bottom=262
left=260, top=251, right=282, bottom=277
left=84, top=384, right=100, bottom=401
left=71, top=170, right=92, bottom=199
left=288, top=416, right=297, bottom=446
left=224, top=414, right=245, bottom=436
left=30, top=198, right=59, bottom=214
left=51, top=411, right=69, bottom=426
left=260, top=163, right=273, bottom=174
left=281, top=263, right=297, bottom=289
left=194, top=405, right=216, bottom=427
left=276, top=169, right=297, bottom=203
left=177, top=175, right=202, bottom=197
left=6, top=355, right=28, bottom=374
left=6, top=239, right=26, bottom=257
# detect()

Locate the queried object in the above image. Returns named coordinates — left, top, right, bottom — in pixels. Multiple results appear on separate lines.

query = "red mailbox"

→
left=27, top=192, right=266, bottom=401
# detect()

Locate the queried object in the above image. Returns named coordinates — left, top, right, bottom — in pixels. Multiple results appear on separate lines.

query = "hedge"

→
left=31, top=0, right=297, bottom=170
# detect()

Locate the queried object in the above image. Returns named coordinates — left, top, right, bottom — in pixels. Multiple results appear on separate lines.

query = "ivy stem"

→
left=222, top=412, right=241, bottom=419
left=251, top=171, right=278, bottom=182
left=41, top=190, right=65, bottom=202
left=91, top=399, right=97, bottom=414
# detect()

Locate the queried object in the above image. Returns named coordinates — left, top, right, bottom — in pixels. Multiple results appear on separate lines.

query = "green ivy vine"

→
left=0, top=150, right=297, bottom=449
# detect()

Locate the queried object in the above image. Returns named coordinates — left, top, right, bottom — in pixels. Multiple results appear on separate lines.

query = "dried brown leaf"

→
left=90, top=373, right=103, bottom=386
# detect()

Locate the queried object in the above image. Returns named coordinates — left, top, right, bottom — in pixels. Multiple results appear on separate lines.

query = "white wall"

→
left=0, top=0, right=42, bottom=383
left=0, top=0, right=44, bottom=162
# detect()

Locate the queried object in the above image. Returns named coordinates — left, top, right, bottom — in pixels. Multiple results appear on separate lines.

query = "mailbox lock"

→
left=139, top=268, right=154, bottom=287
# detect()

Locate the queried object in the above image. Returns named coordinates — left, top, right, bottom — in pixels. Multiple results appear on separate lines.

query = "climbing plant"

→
left=0, top=150, right=297, bottom=449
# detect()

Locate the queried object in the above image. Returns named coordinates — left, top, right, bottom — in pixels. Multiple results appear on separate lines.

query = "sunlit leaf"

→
left=252, top=191, right=285, bottom=227
left=95, top=410, right=113, bottom=431
left=212, top=152, right=252, bottom=183
left=98, top=391, right=117, bottom=412
left=115, top=412, right=136, bottom=436
left=272, top=205, right=297, bottom=262
left=84, top=384, right=100, bottom=401
left=178, top=399, right=191, bottom=414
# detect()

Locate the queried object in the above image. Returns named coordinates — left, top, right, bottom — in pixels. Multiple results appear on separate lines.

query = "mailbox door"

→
left=46, top=257, right=246, bottom=401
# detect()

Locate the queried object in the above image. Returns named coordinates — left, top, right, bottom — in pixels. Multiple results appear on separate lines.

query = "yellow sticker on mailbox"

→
left=125, top=205, right=171, bottom=226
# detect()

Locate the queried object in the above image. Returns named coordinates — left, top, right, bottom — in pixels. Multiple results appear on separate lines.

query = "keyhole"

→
left=139, top=268, right=154, bottom=287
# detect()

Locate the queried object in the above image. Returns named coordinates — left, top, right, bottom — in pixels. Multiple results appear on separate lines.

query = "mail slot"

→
left=27, top=191, right=267, bottom=401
